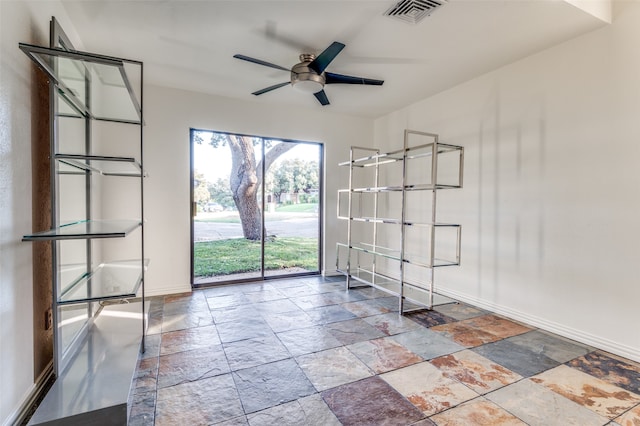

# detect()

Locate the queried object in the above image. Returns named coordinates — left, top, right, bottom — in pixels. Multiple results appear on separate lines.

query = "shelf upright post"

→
left=345, top=147, right=354, bottom=289
left=49, top=43, right=61, bottom=377
left=428, top=135, right=439, bottom=309
left=399, top=130, right=409, bottom=313
left=455, top=146, right=464, bottom=268
left=85, top=51, right=94, bottom=309
left=371, top=148, right=380, bottom=286
left=49, top=16, right=79, bottom=376
left=138, top=59, right=145, bottom=353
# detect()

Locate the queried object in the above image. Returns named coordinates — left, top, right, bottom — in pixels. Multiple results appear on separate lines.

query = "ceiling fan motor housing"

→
left=291, top=55, right=325, bottom=93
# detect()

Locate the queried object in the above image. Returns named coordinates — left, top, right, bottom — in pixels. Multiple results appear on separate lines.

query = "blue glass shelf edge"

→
left=55, top=154, right=143, bottom=177
left=58, top=259, right=149, bottom=305
left=22, top=220, right=142, bottom=241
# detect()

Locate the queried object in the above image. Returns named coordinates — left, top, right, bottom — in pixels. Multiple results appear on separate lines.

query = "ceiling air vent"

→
left=384, top=0, right=447, bottom=24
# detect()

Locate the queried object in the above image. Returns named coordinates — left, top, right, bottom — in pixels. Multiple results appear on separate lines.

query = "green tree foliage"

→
left=193, top=171, right=211, bottom=209
left=208, top=177, right=235, bottom=209
left=267, top=158, right=319, bottom=203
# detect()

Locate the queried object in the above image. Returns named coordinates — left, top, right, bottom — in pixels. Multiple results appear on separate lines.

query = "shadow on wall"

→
left=474, top=87, right=548, bottom=300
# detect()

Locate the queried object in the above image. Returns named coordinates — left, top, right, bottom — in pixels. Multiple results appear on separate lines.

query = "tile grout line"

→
left=136, top=278, right=640, bottom=425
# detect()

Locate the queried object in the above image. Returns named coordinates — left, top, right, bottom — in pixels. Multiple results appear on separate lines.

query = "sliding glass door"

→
left=191, top=129, right=321, bottom=285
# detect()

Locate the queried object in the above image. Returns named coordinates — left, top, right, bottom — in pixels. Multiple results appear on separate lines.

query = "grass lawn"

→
left=194, top=236, right=318, bottom=277
left=195, top=215, right=241, bottom=223
left=275, top=203, right=317, bottom=213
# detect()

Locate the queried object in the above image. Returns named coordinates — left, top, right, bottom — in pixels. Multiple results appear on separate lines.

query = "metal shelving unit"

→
left=336, top=130, right=463, bottom=313
left=20, top=27, right=145, bottom=377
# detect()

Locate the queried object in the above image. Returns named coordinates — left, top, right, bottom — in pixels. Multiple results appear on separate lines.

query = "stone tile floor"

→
left=130, top=276, right=640, bottom=425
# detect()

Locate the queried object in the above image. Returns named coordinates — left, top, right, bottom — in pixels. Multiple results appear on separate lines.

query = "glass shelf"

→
left=405, top=142, right=463, bottom=159
left=22, top=220, right=141, bottom=241
left=403, top=221, right=461, bottom=228
left=59, top=259, right=148, bottom=305
left=349, top=183, right=461, bottom=192
left=357, top=243, right=404, bottom=262
left=55, top=154, right=143, bottom=177
left=19, top=43, right=141, bottom=124
left=351, top=185, right=404, bottom=192
left=339, top=149, right=404, bottom=168
left=405, top=183, right=462, bottom=190
left=339, top=143, right=464, bottom=168
left=405, top=257, right=461, bottom=268
left=337, top=214, right=402, bottom=224
left=338, top=241, right=460, bottom=268
left=338, top=214, right=461, bottom=228
left=336, top=266, right=401, bottom=296
left=401, top=283, right=457, bottom=310
left=337, top=242, right=402, bottom=262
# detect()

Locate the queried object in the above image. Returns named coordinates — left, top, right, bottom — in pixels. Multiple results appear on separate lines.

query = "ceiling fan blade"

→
left=325, top=72, right=384, bottom=86
left=308, top=42, right=345, bottom=74
left=233, top=54, right=290, bottom=72
left=314, top=90, right=330, bottom=106
left=252, top=82, right=290, bottom=96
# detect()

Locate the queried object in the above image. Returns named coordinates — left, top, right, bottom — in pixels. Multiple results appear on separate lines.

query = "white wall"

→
left=0, top=2, right=80, bottom=424
left=143, top=86, right=372, bottom=296
left=374, top=1, right=640, bottom=362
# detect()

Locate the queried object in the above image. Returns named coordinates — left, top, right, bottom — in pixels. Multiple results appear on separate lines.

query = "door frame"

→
left=189, top=128, right=324, bottom=287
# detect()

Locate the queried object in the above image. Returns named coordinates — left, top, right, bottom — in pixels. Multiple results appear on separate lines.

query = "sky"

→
left=193, top=131, right=321, bottom=183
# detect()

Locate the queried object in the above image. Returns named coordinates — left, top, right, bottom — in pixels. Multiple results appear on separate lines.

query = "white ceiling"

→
left=61, top=0, right=608, bottom=118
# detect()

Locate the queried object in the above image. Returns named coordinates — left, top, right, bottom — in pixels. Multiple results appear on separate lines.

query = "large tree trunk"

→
left=226, top=136, right=298, bottom=240
left=228, top=135, right=262, bottom=240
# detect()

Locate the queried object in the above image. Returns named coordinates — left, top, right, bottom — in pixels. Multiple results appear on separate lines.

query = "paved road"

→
left=194, top=213, right=318, bottom=241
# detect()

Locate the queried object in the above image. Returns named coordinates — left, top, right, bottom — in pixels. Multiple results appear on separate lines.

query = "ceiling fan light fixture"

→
left=292, top=79, right=324, bottom=94
left=291, top=62, right=326, bottom=93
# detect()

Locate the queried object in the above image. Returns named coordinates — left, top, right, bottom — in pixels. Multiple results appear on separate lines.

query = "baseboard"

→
left=146, top=274, right=344, bottom=298
left=436, top=287, right=640, bottom=363
left=3, top=362, right=54, bottom=426
left=144, top=284, right=191, bottom=298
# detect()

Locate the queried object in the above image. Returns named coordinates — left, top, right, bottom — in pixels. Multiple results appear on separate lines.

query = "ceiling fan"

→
left=233, top=41, right=384, bottom=106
